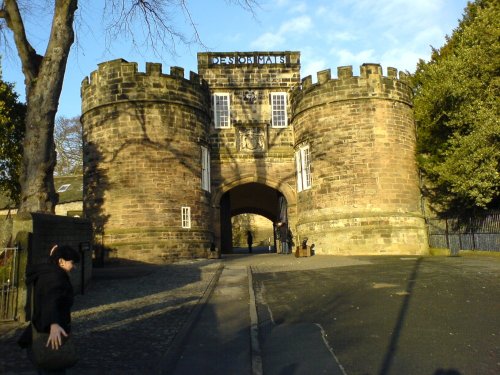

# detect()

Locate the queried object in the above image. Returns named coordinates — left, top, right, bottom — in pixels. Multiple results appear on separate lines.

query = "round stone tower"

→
left=291, top=64, right=427, bottom=255
left=81, top=59, right=212, bottom=262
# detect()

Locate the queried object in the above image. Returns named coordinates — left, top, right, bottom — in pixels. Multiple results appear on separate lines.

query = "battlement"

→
left=81, top=58, right=207, bottom=88
left=80, top=52, right=425, bottom=260
left=81, top=59, right=210, bottom=115
left=291, top=63, right=413, bottom=113
left=296, top=63, right=409, bottom=90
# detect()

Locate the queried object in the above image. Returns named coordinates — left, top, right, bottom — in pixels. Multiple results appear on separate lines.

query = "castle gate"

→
left=81, top=51, right=428, bottom=263
left=214, top=180, right=295, bottom=254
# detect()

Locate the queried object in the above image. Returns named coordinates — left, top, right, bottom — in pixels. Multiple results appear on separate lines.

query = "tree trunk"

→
left=15, top=0, right=78, bottom=214
left=18, top=91, right=59, bottom=213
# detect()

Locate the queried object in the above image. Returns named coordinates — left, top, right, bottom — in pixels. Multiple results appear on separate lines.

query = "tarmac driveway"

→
left=252, top=256, right=500, bottom=375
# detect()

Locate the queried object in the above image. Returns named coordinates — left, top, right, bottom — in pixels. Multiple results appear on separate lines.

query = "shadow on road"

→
left=379, top=257, right=423, bottom=375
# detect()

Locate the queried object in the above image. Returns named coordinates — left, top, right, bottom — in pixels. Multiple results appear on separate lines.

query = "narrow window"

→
left=214, top=93, right=230, bottom=128
left=201, top=146, right=211, bottom=192
left=181, top=207, right=191, bottom=229
left=295, top=150, right=303, bottom=192
left=295, top=145, right=312, bottom=192
left=271, top=92, right=287, bottom=128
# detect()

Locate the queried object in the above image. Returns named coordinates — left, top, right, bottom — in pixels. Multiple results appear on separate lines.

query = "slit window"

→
left=201, top=146, right=211, bottom=192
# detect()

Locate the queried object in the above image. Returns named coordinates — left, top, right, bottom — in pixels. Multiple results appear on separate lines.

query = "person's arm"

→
left=47, top=323, right=68, bottom=350
left=38, top=271, right=70, bottom=350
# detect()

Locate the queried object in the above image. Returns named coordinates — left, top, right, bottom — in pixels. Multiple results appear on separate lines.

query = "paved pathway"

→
left=1, top=250, right=498, bottom=374
left=0, top=258, right=222, bottom=375
left=0, top=248, right=363, bottom=375
left=165, top=265, right=252, bottom=375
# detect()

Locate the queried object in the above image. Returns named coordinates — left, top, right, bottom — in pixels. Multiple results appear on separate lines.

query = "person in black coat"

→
left=246, top=231, right=253, bottom=253
left=277, top=222, right=289, bottom=254
left=21, top=245, right=80, bottom=374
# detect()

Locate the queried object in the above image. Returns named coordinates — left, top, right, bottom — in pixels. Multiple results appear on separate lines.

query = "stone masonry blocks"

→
left=81, top=52, right=428, bottom=262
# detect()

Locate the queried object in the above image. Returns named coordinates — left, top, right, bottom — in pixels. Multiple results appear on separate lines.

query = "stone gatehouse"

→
left=81, top=51, right=428, bottom=262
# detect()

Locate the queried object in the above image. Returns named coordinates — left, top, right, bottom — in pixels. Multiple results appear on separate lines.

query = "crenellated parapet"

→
left=81, top=59, right=210, bottom=115
left=291, top=63, right=423, bottom=255
left=81, top=59, right=214, bottom=263
left=291, top=63, right=412, bottom=117
left=80, top=53, right=427, bottom=261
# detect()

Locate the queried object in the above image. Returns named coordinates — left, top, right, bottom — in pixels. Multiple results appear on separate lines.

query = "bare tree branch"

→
left=0, top=0, right=42, bottom=83
left=0, top=0, right=261, bottom=213
left=54, top=116, right=82, bottom=175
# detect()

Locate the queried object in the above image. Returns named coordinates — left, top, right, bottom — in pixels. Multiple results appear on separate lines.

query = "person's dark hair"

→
left=48, top=245, right=80, bottom=264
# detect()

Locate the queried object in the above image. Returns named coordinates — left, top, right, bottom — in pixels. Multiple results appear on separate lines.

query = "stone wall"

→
left=55, top=201, right=83, bottom=216
left=291, top=64, right=427, bottom=254
left=199, top=52, right=300, bottom=244
left=81, top=52, right=428, bottom=261
left=81, top=60, right=213, bottom=262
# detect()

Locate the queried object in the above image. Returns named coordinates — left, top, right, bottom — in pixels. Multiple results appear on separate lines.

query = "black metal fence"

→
left=0, top=245, right=20, bottom=321
left=428, top=212, right=500, bottom=254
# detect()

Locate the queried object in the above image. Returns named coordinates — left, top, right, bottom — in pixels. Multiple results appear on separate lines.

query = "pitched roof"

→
left=0, top=175, right=83, bottom=210
left=54, top=175, right=83, bottom=203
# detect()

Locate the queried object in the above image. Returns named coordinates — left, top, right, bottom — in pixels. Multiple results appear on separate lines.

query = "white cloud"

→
left=380, top=49, right=426, bottom=73
left=250, top=32, right=285, bottom=50
left=251, top=15, right=312, bottom=49
left=290, top=2, right=308, bottom=14
left=334, top=49, right=376, bottom=68
left=315, top=5, right=349, bottom=27
left=413, top=26, right=448, bottom=48
left=309, top=0, right=467, bottom=75
left=330, top=31, right=356, bottom=42
left=267, top=0, right=308, bottom=13
left=279, top=16, right=312, bottom=34
left=351, top=0, right=441, bottom=21
left=273, top=0, right=290, bottom=7
left=301, top=59, right=329, bottom=80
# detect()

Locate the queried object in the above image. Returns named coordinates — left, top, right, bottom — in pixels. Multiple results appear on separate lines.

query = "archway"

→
left=219, top=182, right=287, bottom=253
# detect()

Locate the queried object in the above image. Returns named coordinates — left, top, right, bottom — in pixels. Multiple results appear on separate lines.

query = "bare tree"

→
left=54, top=116, right=82, bottom=176
left=0, top=0, right=258, bottom=214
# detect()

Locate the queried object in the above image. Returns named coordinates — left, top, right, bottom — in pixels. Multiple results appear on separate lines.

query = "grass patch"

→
left=429, top=247, right=451, bottom=256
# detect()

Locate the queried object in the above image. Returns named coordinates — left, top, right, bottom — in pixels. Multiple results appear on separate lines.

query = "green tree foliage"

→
left=413, top=0, right=500, bottom=217
left=0, top=76, right=25, bottom=203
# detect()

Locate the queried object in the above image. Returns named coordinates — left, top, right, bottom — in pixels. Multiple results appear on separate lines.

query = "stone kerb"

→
left=81, top=59, right=210, bottom=115
left=291, top=63, right=412, bottom=116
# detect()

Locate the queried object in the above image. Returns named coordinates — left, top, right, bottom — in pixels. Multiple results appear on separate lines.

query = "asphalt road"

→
left=252, top=256, right=500, bottom=375
left=2, top=251, right=498, bottom=375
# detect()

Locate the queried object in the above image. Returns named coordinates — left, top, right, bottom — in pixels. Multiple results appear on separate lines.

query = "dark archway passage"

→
left=220, top=182, right=286, bottom=253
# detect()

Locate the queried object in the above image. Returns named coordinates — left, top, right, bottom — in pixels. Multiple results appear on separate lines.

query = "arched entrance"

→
left=218, top=182, right=288, bottom=254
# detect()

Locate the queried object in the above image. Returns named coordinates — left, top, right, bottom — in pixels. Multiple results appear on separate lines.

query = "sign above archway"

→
left=201, top=51, right=300, bottom=67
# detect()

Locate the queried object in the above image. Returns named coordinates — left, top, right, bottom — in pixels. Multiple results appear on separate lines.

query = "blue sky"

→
left=2, top=0, right=469, bottom=118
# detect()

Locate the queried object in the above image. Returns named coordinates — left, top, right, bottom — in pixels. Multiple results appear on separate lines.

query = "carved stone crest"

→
left=238, top=127, right=266, bottom=152
left=243, top=90, right=257, bottom=104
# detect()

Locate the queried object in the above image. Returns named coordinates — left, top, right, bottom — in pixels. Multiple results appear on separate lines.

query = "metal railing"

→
left=0, top=245, right=20, bottom=321
left=428, top=212, right=500, bottom=254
